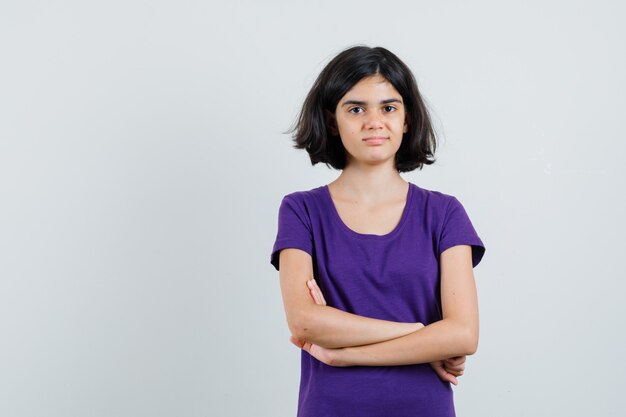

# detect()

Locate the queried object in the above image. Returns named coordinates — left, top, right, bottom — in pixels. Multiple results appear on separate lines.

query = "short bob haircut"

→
left=289, top=45, right=437, bottom=173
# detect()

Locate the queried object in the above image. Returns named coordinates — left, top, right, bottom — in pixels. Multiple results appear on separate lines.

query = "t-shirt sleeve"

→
left=269, top=194, right=314, bottom=271
left=438, top=196, right=486, bottom=268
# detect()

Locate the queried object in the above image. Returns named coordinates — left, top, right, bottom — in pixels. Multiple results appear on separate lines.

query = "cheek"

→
left=338, top=121, right=358, bottom=137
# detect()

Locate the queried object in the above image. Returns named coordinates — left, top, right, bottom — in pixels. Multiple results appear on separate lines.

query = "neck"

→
left=331, top=160, right=407, bottom=203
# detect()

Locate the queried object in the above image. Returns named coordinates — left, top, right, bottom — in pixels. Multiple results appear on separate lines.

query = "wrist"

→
left=330, top=346, right=351, bottom=367
left=399, top=322, right=423, bottom=336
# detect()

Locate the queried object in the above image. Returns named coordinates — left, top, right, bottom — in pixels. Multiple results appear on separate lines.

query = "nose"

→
left=364, top=111, right=384, bottom=130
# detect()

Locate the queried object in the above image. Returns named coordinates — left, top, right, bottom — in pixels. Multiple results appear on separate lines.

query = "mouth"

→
left=363, top=137, right=388, bottom=145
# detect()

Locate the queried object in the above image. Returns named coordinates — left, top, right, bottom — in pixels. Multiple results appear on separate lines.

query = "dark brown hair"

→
left=288, top=45, right=437, bottom=172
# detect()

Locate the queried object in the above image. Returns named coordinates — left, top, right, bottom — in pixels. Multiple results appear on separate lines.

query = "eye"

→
left=383, top=105, right=397, bottom=112
left=348, top=107, right=364, bottom=114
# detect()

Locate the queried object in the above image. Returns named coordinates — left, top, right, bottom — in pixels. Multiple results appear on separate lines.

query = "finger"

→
left=307, top=280, right=322, bottom=304
left=444, top=367, right=464, bottom=377
left=442, top=365, right=460, bottom=377
left=306, top=280, right=316, bottom=302
left=444, top=361, right=465, bottom=373
left=290, top=335, right=305, bottom=349
left=452, top=356, right=466, bottom=367
left=440, top=370, right=458, bottom=386
left=290, top=335, right=313, bottom=354
left=446, top=365, right=465, bottom=373
left=308, top=279, right=327, bottom=306
left=444, top=359, right=466, bottom=373
left=313, top=279, right=327, bottom=305
left=439, top=366, right=459, bottom=385
left=444, top=364, right=465, bottom=375
left=432, top=362, right=458, bottom=386
left=445, top=356, right=466, bottom=367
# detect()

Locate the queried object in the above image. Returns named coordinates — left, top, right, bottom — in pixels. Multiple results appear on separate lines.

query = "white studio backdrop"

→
left=1, top=1, right=624, bottom=416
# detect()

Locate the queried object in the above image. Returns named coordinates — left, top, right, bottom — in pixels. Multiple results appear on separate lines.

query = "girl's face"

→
left=330, top=74, right=408, bottom=169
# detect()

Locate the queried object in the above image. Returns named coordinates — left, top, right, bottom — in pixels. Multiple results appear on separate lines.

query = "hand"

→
left=289, top=335, right=347, bottom=367
left=306, top=278, right=326, bottom=306
left=410, top=319, right=466, bottom=385
left=289, top=279, right=348, bottom=366
left=410, top=321, right=466, bottom=385
left=295, top=279, right=465, bottom=375
left=429, top=355, right=466, bottom=386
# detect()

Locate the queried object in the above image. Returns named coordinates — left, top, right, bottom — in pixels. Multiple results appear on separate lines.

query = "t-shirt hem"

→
left=270, top=241, right=314, bottom=271
left=438, top=241, right=486, bottom=268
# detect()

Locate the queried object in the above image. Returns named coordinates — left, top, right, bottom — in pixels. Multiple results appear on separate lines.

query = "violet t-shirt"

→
left=270, top=182, right=486, bottom=417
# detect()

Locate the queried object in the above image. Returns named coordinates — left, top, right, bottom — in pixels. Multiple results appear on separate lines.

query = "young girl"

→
left=270, top=46, right=486, bottom=417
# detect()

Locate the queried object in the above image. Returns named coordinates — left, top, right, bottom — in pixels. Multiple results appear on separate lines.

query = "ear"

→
left=325, top=110, right=338, bottom=136
left=403, top=120, right=409, bottom=134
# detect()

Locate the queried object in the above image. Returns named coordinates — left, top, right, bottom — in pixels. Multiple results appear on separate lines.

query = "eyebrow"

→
left=341, top=98, right=403, bottom=107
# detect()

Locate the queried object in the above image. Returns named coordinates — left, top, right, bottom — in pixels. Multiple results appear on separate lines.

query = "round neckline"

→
left=322, top=182, right=414, bottom=240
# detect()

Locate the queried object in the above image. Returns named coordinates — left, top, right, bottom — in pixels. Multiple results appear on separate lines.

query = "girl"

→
left=270, top=46, right=486, bottom=417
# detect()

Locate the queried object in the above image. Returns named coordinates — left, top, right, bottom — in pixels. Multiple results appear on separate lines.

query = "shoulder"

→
left=408, top=183, right=470, bottom=233
left=410, top=182, right=458, bottom=211
left=276, top=186, right=327, bottom=220
left=413, top=184, right=485, bottom=267
left=280, top=185, right=325, bottom=206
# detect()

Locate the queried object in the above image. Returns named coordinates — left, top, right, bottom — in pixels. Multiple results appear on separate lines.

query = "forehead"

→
left=340, top=74, right=402, bottom=100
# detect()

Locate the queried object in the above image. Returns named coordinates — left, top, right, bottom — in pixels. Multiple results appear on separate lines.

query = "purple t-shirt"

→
left=270, top=182, right=485, bottom=417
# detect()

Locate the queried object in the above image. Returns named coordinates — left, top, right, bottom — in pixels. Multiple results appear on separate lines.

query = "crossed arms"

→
left=278, top=245, right=479, bottom=381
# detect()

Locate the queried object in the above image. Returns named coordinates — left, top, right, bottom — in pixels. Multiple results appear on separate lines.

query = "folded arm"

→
left=298, top=276, right=466, bottom=385
left=330, top=244, right=479, bottom=366
left=278, top=248, right=421, bottom=349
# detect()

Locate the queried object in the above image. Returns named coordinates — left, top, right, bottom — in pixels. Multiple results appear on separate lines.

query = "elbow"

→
left=448, top=320, right=478, bottom=356
left=460, top=327, right=479, bottom=356
left=463, top=337, right=478, bottom=356
left=288, top=307, right=318, bottom=341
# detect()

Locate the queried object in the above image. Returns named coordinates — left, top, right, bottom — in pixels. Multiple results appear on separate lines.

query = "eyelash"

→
left=348, top=106, right=397, bottom=114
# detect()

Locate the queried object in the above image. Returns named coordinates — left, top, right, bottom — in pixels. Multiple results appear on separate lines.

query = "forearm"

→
left=334, top=318, right=478, bottom=366
left=294, top=304, right=421, bottom=349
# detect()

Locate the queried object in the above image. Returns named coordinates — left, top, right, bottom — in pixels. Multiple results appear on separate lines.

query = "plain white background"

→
left=1, top=1, right=624, bottom=416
